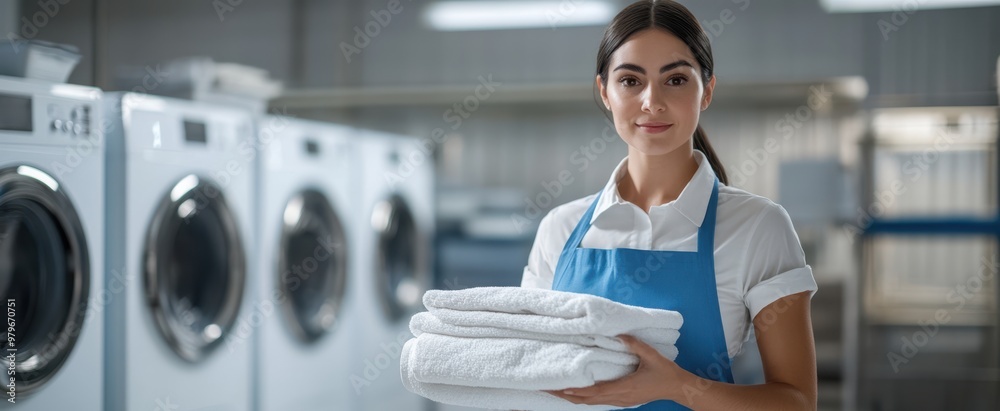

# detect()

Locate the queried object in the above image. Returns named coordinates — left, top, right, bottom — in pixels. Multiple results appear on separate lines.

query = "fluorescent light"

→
left=820, top=0, right=1000, bottom=12
left=50, top=84, right=100, bottom=101
left=424, top=1, right=615, bottom=31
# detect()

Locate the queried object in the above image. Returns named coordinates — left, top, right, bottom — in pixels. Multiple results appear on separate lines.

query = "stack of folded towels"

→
left=400, top=287, right=684, bottom=411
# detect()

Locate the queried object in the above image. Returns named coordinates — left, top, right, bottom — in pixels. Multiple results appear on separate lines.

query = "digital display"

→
left=0, top=94, right=32, bottom=132
left=183, top=120, right=207, bottom=144
left=305, top=139, right=320, bottom=156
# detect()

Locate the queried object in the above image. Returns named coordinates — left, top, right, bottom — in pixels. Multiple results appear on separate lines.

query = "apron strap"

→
left=697, top=178, right=720, bottom=259
left=558, top=191, right=603, bottom=256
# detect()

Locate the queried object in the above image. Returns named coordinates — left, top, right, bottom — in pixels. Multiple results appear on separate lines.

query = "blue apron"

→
left=551, top=178, right=733, bottom=410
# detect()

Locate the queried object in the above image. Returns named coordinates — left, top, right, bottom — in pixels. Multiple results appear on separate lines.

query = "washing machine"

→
left=255, top=117, right=359, bottom=411
left=103, top=93, right=254, bottom=411
left=0, top=75, right=103, bottom=409
left=355, top=131, right=434, bottom=411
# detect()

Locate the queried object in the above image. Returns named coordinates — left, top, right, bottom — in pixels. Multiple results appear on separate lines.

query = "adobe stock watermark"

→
left=841, top=126, right=960, bottom=241
left=152, top=396, right=179, bottom=411
left=383, top=74, right=502, bottom=188
left=340, top=0, right=414, bottom=63
left=677, top=349, right=735, bottom=406
left=728, top=84, right=833, bottom=188
left=348, top=275, right=465, bottom=395
left=678, top=286, right=812, bottom=405
left=19, top=263, right=131, bottom=380
left=50, top=65, right=169, bottom=181
left=546, top=0, right=590, bottom=30
left=350, top=331, right=412, bottom=395
left=877, top=0, right=924, bottom=41
left=175, top=107, right=293, bottom=226
left=225, top=233, right=344, bottom=353
left=509, top=117, right=620, bottom=234
left=701, top=0, right=751, bottom=43
left=886, top=254, right=998, bottom=372
left=6, top=0, right=73, bottom=54
left=213, top=0, right=245, bottom=22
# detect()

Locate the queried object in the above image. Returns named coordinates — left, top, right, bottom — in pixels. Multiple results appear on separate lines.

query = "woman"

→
left=520, top=1, right=818, bottom=410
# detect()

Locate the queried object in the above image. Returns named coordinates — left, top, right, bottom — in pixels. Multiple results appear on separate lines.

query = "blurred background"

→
left=1, top=0, right=999, bottom=410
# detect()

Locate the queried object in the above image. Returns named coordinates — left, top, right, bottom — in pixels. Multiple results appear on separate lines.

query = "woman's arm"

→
left=670, top=291, right=817, bottom=410
left=546, top=291, right=817, bottom=411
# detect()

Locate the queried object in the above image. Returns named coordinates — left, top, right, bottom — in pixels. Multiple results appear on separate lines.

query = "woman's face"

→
left=598, top=28, right=715, bottom=156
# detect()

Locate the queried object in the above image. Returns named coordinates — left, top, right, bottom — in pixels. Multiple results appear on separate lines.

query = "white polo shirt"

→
left=520, top=150, right=818, bottom=359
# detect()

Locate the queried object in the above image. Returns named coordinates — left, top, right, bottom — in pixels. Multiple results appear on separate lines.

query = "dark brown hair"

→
left=596, top=0, right=728, bottom=185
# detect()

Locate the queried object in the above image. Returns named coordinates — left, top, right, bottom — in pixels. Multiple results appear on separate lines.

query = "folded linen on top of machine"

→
left=409, top=311, right=680, bottom=351
left=422, top=287, right=684, bottom=335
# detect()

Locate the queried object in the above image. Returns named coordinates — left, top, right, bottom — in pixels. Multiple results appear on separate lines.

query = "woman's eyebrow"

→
left=613, top=60, right=694, bottom=74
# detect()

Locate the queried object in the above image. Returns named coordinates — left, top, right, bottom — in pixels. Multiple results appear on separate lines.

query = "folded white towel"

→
left=410, top=311, right=680, bottom=352
left=401, top=339, right=643, bottom=411
left=423, top=287, right=683, bottom=335
left=405, top=333, right=678, bottom=391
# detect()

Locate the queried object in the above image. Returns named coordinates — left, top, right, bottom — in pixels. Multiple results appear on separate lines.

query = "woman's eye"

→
left=619, top=77, right=640, bottom=87
left=667, top=76, right=688, bottom=86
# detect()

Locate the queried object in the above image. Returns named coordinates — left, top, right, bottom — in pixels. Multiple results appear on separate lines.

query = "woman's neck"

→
left=618, top=144, right=699, bottom=214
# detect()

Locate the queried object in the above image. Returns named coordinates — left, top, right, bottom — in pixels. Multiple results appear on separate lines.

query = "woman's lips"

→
left=636, top=123, right=673, bottom=133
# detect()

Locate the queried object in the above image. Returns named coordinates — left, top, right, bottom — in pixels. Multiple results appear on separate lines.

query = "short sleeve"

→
left=520, top=210, right=558, bottom=290
left=742, top=203, right=818, bottom=320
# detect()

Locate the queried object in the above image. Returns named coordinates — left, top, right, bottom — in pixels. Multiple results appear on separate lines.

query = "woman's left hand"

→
left=545, top=334, right=694, bottom=408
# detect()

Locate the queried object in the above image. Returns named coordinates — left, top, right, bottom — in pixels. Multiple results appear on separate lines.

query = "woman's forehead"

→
left=610, top=29, right=697, bottom=70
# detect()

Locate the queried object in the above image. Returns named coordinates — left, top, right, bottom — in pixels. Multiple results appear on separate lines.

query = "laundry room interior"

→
left=1, top=0, right=999, bottom=410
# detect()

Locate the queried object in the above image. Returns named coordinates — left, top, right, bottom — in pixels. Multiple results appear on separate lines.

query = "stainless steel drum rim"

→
left=143, top=175, right=246, bottom=362
left=0, top=165, right=90, bottom=396
left=371, top=194, right=426, bottom=322
left=277, top=188, right=348, bottom=343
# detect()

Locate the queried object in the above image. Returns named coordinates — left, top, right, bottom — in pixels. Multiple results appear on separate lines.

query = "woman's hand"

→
left=544, top=334, right=695, bottom=408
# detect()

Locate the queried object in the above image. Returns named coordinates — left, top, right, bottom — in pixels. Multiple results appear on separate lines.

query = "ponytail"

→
left=693, top=125, right=728, bottom=185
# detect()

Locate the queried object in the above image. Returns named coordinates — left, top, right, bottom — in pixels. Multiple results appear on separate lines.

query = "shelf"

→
left=269, top=76, right=868, bottom=109
left=864, top=217, right=1000, bottom=236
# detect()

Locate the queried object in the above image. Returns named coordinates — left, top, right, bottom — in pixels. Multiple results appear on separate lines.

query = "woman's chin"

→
left=625, top=137, right=687, bottom=157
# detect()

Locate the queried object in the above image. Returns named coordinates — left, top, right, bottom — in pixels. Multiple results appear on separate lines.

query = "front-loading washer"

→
left=103, top=92, right=254, bottom=411
left=0, top=75, right=103, bottom=409
left=254, top=116, right=359, bottom=410
left=354, top=130, right=434, bottom=411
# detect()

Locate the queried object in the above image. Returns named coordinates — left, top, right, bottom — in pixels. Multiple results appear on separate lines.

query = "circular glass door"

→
left=370, top=194, right=425, bottom=322
left=278, top=189, right=348, bottom=343
left=0, top=166, right=90, bottom=396
left=144, top=175, right=245, bottom=362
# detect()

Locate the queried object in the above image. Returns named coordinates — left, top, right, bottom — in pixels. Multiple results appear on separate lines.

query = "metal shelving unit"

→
left=851, top=106, right=1000, bottom=411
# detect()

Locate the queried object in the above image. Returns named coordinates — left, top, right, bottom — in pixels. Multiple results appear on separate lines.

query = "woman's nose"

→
left=641, top=86, right=666, bottom=113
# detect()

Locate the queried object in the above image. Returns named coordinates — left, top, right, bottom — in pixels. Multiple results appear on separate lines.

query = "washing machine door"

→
left=371, top=194, right=425, bottom=322
left=278, top=189, right=348, bottom=343
left=144, top=175, right=246, bottom=362
left=0, top=166, right=90, bottom=396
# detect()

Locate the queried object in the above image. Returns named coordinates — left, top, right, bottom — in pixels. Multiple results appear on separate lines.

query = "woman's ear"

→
left=701, top=75, right=716, bottom=111
left=596, top=75, right=610, bottom=111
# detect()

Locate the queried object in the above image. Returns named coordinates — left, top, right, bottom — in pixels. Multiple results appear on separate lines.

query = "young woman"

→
left=520, top=1, right=818, bottom=410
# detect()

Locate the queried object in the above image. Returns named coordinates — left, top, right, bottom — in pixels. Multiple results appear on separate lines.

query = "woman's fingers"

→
left=545, top=390, right=630, bottom=407
left=550, top=376, right=635, bottom=398
left=617, top=334, right=661, bottom=360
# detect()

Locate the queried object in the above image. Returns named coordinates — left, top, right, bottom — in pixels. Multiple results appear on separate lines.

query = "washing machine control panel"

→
left=0, top=81, right=100, bottom=143
left=46, top=103, right=93, bottom=137
left=39, top=96, right=96, bottom=139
